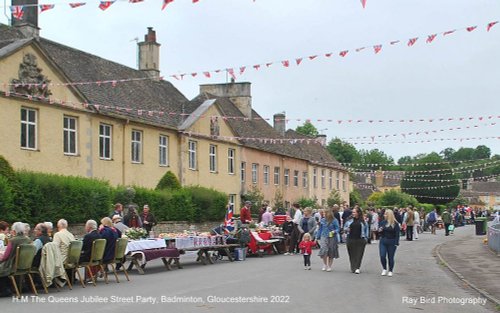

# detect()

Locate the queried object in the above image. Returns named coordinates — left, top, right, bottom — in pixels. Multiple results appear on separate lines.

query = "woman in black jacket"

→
left=378, top=209, right=400, bottom=277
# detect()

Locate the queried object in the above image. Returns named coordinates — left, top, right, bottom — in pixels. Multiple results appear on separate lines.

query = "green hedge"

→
left=184, top=186, right=227, bottom=222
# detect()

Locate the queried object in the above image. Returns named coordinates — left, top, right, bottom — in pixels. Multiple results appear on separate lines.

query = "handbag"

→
left=448, top=225, right=455, bottom=231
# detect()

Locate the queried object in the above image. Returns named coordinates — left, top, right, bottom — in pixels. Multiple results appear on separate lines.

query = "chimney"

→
left=375, top=169, right=384, bottom=188
left=315, top=134, right=327, bottom=147
left=273, top=112, right=286, bottom=136
left=11, top=0, right=40, bottom=38
left=200, top=82, right=252, bottom=118
left=138, top=27, right=160, bottom=79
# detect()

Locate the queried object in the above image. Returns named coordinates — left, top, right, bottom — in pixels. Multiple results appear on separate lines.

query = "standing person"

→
left=413, top=209, right=420, bottom=240
left=427, top=208, right=438, bottom=235
left=344, top=206, right=369, bottom=274
left=442, top=208, right=452, bottom=236
left=141, top=204, right=157, bottom=234
left=298, top=233, right=316, bottom=270
left=123, top=207, right=143, bottom=228
left=370, top=208, right=379, bottom=243
left=290, top=203, right=303, bottom=254
left=282, top=214, right=294, bottom=256
left=261, top=206, right=274, bottom=226
left=240, top=201, right=253, bottom=225
left=53, top=219, right=75, bottom=263
left=109, top=203, right=124, bottom=219
left=378, top=209, right=400, bottom=277
left=315, top=208, right=340, bottom=272
left=404, top=207, right=414, bottom=241
left=258, top=202, right=269, bottom=223
left=298, top=207, right=317, bottom=242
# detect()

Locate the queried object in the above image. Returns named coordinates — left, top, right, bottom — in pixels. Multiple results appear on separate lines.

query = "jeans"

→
left=379, top=238, right=397, bottom=271
left=406, top=226, right=413, bottom=241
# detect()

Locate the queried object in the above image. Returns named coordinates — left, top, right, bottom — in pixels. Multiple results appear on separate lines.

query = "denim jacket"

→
left=343, top=218, right=369, bottom=239
left=316, top=218, right=340, bottom=240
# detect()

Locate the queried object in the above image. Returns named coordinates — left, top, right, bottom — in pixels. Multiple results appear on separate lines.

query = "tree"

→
left=273, top=188, right=284, bottom=209
left=358, top=149, right=395, bottom=170
left=472, top=145, right=491, bottom=160
left=295, top=121, right=319, bottom=137
left=242, top=185, right=264, bottom=215
left=440, top=148, right=455, bottom=161
left=296, top=197, right=319, bottom=209
left=401, top=153, right=460, bottom=205
left=451, top=147, right=475, bottom=161
left=326, top=190, right=342, bottom=207
left=366, top=191, right=383, bottom=205
left=349, top=190, right=363, bottom=207
left=327, top=138, right=361, bottom=164
left=156, top=171, right=181, bottom=191
left=378, top=190, right=418, bottom=208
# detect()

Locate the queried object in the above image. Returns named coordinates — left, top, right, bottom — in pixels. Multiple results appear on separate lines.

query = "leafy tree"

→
left=241, top=185, right=264, bottom=215
left=472, top=145, right=491, bottom=160
left=296, top=197, right=319, bottom=209
left=451, top=147, right=475, bottom=161
left=401, top=153, right=460, bottom=205
left=349, top=190, right=363, bottom=207
left=366, top=191, right=383, bottom=205
left=295, top=121, right=319, bottom=137
left=378, top=190, right=418, bottom=208
left=273, top=188, right=284, bottom=209
left=326, top=190, right=342, bottom=207
left=327, top=138, right=361, bottom=164
left=156, top=171, right=181, bottom=191
left=440, top=148, right=456, bottom=161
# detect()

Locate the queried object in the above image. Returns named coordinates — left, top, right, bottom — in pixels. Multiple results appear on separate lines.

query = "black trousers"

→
left=303, top=254, right=311, bottom=266
left=406, top=226, right=413, bottom=241
left=346, top=238, right=366, bottom=272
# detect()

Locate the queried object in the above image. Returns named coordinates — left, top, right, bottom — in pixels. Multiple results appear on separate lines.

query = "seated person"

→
left=80, top=220, right=101, bottom=263
left=32, top=223, right=52, bottom=268
left=53, top=219, right=75, bottom=263
left=99, top=217, right=122, bottom=263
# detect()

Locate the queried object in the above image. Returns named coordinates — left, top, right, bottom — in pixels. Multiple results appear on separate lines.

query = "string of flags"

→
left=1, top=19, right=498, bottom=86
left=353, top=172, right=499, bottom=183
left=349, top=137, right=498, bottom=145
left=355, top=183, right=460, bottom=191
left=2, top=90, right=499, bottom=126
left=352, top=165, right=500, bottom=179
left=342, top=158, right=498, bottom=168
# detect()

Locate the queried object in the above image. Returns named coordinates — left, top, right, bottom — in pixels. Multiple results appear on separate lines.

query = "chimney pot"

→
left=273, top=112, right=286, bottom=137
left=138, top=27, right=161, bottom=79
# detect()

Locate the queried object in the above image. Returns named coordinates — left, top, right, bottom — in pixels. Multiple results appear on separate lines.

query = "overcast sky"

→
left=1, top=0, right=499, bottom=161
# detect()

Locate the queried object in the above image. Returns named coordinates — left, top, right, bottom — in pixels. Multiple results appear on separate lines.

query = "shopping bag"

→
left=448, top=225, right=455, bottom=231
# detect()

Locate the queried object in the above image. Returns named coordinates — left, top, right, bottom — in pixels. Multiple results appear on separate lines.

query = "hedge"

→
left=184, top=186, right=227, bottom=222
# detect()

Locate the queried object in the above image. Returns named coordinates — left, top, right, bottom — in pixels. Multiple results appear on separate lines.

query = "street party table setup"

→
left=125, top=238, right=181, bottom=275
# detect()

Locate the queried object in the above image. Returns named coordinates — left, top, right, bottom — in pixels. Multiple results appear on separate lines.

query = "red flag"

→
left=203, top=72, right=211, bottom=78
left=191, top=73, right=197, bottom=77
left=466, top=26, right=477, bottom=32
left=39, top=4, right=55, bottom=12
left=10, top=6, right=24, bottom=20
left=426, top=34, right=437, bottom=43
left=253, top=64, right=261, bottom=70
left=129, top=0, right=144, bottom=3
left=443, top=30, right=455, bottom=36
left=99, top=1, right=115, bottom=11
left=325, top=53, right=332, bottom=57
left=407, top=37, right=418, bottom=46
left=339, top=50, right=349, bottom=57
left=308, top=55, right=318, bottom=60
left=69, top=2, right=86, bottom=8
left=239, top=66, right=246, bottom=75
left=162, top=0, right=174, bottom=10
left=227, top=68, right=236, bottom=80
left=360, top=0, right=367, bottom=8
left=281, top=60, right=290, bottom=67
left=193, top=0, right=199, bottom=2
left=487, top=21, right=498, bottom=32
left=265, top=63, right=273, bottom=67
left=295, top=58, right=303, bottom=65
left=373, top=45, right=382, bottom=54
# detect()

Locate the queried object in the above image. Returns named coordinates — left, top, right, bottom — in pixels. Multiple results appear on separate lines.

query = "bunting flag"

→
left=487, top=21, right=498, bottom=32
left=426, top=34, right=437, bottom=43
left=390, top=40, right=400, bottom=45
left=339, top=50, right=349, bottom=57
left=373, top=45, right=382, bottom=54
left=69, top=2, right=86, bottom=8
left=360, top=0, right=367, bottom=8
left=203, top=72, right=211, bottom=78
left=98, top=0, right=114, bottom=10
left=466, top=26, right=477, bottom=32
left=296, top=58, right=303, bottom=65
left=223, top=205, right=234, bottom=233
left=227, top=68, right=236, bottom=80
left=239, top=66, right=246, bottom=75
left=443, top=30, right=456, bottom=36
left=39, top=4, right=55, bottom=12
left=407, top=37, right=418, bottom=46
left=281, top=60, right=290, bottom=67
left=10, top=5, right=24, bottom=20
left=253, top=64, right=260, bottom=70
left=129, top=0, right=144, bottom=3
left=162, top=0, right=173, bottom=10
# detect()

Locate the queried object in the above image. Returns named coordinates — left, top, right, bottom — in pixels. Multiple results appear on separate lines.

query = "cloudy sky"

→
left=2, top=0, right=499, bottom=161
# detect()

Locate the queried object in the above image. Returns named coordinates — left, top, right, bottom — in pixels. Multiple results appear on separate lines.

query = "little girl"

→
left=298, top=233, right=315, bottom=270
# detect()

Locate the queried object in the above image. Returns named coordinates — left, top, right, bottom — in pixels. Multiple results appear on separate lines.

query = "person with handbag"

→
left=344, top=206, right=369, bottom=274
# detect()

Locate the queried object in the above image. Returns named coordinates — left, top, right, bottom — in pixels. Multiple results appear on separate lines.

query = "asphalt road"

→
left=0, top=225, right=495, bottom=313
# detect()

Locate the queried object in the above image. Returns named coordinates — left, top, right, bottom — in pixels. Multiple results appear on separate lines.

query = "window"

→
left=63, top=116, right=77, bottom=155
left=241, top=162, right=246, bottom=182
left=293, top=170, right=299, bottom=187
left=274, top=167, right=280, bottom=185
left=188, top=140, right=197, bottom=170
left=20, top=107, right=37, bottom=149
left=251, top=163, right=258, bottom=184
left=263, top=165, right=270, bottom=185
left=209, top=145, right=217, bottom=173
left=99, top=124, right=112, bottom=160
left=228, top=148, right=235, bottom=174
left=329, top=170, right=333, bottom=190
left=313, top=168, right=318, bottom=188
left=159, top=135, right=169, bottom=166
left=284, top=169, right=290, bottom=186
left=303, top=171, right=308, bottom=188
left=321, top=169, right=326, bottom=189
left=336, top=172, right=340, bottom=190
left=342, top=172, right=346, bottom=192
left=131, top=130, right=142, bottom=163
left=228, top=194, right=236, bottom=212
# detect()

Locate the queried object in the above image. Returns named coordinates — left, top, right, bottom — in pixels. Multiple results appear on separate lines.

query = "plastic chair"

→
left=64, top=240, right=84, bottom=288
left=103, top=238, right=130, bottom=283
left=77, top=239, right=106, bottom=286
left=8, top=244, right=37, bottom=298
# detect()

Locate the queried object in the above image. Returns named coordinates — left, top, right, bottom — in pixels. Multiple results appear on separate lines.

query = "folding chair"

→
left=8, top=244, right=37, bottom=298
left=77, top=239, right=106, bottom=286
left=64, top=240, right=84, bottom=288
left=103, top=238, right=130, bottom=283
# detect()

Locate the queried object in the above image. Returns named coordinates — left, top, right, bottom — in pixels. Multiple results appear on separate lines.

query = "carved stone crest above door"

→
left=10, top=53, right=52, bottom=98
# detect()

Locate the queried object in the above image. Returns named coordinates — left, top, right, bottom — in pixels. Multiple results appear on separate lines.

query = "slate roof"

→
left=0, top=24, right=189, bottom=129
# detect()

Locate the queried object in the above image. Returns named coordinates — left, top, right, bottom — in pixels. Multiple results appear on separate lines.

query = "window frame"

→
left=63, top=115, right=78, bottom=156
left=99, top=123, right=112, bottom=160
left=209, top=144, right=217, bottom=173
left=188, top=140, right=197, bottom=170
left=228, top=148, right=235, bottom=175
left=131, top=130, right=143, bottom=164
left=20, top=107, right=37, bottom=150
left=159, top=135, right=169, bottom=166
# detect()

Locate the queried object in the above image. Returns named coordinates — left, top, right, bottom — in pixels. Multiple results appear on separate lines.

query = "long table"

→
left=179, top=244, right=240, bottom=265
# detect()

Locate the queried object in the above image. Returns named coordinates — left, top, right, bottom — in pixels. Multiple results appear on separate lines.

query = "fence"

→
left=487, top=223, right=500, bottom=256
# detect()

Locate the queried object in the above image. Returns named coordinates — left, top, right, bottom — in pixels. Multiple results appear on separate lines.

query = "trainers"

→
left=355, top=269, right=360, bottom=274
left=326, top=267, right=332, bottom=272
left=304, top=267, right=308, bottom=270
left=307, top=266, right=311, bottom=270
left=388, top=271, right=393, bottom=277
left=381, top=270, right=387, bottom=276
left=321, top=266, right=326, bottom=271
left=283, top=252, right=290, bottom=256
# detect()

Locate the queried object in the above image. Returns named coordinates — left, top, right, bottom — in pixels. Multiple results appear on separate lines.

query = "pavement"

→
left=436, top=222, right=500, bottom=307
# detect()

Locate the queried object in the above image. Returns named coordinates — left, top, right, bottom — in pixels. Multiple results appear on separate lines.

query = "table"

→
left=125, top=239, right=179, bottom=275
left=247, top=231, right=281, bottom=256
left=179, top=244, right=240, bottom=265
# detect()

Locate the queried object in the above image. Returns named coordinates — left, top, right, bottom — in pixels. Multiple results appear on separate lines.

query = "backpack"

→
left=427, top=212, right=436, bottom=223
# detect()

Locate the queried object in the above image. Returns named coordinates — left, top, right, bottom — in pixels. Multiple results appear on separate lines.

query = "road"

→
left=0, top=225, right=495, bottom=313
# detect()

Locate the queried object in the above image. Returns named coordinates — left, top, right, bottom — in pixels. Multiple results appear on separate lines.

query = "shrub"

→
left=0, top=155, right=16, bottom=184
left=296, top=197, right=318, bottom=209
left=184, top=186, right=227, bottom=222
left=349, top=190, right=364, bottom=207
left=156, top=171, right=181, bottom=191
left=378, top=190, right=418, bottom=208
left=0, top=176, right=15, bottom=221
left=326, top=190, right=342, bottom=207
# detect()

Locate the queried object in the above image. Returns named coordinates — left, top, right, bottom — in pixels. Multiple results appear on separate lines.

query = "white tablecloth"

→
left=126, top=239, right=166, bottom=254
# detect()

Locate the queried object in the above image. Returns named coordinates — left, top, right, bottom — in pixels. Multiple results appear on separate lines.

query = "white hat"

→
left=112, top=215, right=122, bottom=222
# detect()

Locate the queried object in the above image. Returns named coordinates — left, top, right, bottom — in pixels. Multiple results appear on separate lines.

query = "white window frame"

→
left=293, top=170, right=299, bottom=187
left=321, top=169, right=326, bottom=189
left=329, top=170, right=333, bottom=190
left=228, top=148, right=235, bottom=175
left=188, top=140, right=197, bottom=170
left=159, top=135, right=169, bottom=166
left=252, top=163, right=258, bottom=184
left=284, top=169, right=290, bottom=186
left=63, top=116, right=78, bottom=155
left=131, top=130, right=143, bottom=163
left=263, top=165, right=270, bottom=185
left=241, top=162, right=246, bottom=182
left=303, top=171, right=308, bottom=188
left=20, top=107, right=37, bottom=150
left=313, top=168, right=318, bottom=189
left=274, top=166, right=280, bottom=185
left=336, top=171, right=340, bottom=190
left=209, top=144, right=217, bottom=173
left=99, top=123, right=112, bottom=160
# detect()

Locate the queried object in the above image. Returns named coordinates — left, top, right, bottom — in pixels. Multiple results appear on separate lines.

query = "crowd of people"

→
left=0, top=203, right=157, bottom=297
